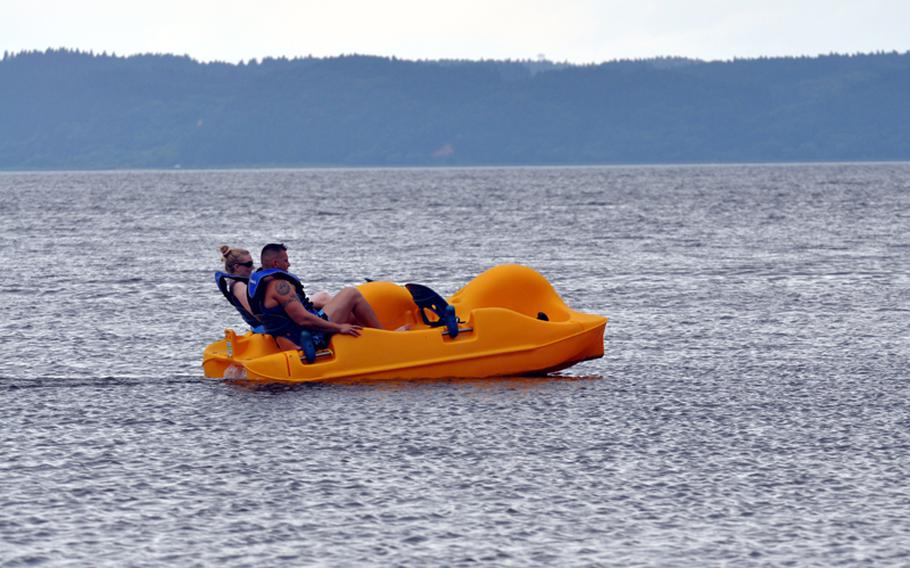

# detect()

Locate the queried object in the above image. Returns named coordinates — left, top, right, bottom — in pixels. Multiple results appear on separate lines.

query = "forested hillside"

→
left=1, top=49, right=908, bottom=168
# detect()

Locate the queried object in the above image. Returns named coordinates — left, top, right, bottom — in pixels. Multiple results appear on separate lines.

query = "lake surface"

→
left=1, top=164, right=909, bottom=566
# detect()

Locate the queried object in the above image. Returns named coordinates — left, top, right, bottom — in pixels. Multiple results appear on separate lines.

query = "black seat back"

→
left=405, top=283, right=461, bottom=338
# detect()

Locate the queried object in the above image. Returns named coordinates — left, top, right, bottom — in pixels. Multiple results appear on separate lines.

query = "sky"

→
left=3, top=0, right=910, bottom=64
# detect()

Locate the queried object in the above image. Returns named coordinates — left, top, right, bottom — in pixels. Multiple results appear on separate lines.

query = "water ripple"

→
left=2, top=164, right=910, bottom=565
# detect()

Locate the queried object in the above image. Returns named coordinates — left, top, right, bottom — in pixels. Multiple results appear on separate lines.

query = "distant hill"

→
left=1, top=49, right=909, bottom=169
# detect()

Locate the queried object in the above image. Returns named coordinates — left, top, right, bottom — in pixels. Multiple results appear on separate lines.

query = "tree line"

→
left=1, top=48, right=909, bottom=169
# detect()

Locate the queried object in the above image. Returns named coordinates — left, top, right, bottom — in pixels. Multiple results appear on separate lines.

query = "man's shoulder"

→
left=271, top=278, right=293, bottom=296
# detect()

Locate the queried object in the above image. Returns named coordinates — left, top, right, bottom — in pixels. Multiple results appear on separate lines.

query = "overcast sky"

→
left=3, top=0, right=910, bottom=63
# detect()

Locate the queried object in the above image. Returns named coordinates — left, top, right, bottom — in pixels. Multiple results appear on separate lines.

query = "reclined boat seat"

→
left=405, top=283, right=461, bottom=338
left=215, top=271, right=266, bottom=333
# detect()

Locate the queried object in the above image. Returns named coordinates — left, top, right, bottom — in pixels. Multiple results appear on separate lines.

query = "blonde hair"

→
left=219, top=245, right=251, bottom=272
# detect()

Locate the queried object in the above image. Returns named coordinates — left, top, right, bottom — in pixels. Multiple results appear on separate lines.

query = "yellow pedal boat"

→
left=202, top=264, right=606, bottom=384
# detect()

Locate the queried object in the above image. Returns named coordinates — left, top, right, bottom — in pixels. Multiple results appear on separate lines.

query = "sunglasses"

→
left=234, top=261, right=254, bottom=268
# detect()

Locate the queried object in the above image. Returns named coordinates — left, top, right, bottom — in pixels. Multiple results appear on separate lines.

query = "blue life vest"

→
left=248, top=269, right=330, bottom=348
left=214, top=271, right=265, bottom=333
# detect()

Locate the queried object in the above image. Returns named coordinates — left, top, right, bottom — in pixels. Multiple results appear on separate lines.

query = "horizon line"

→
left=4, top=46, right=910, bottom=67
left=4, top=159, right=910, bottom=175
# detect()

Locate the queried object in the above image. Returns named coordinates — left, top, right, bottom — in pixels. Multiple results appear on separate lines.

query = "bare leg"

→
left=324, top=288, right=384, bottom=329
left=311, top=291, right=333, bottom=310
left=275, top=336, right=299, bottom=352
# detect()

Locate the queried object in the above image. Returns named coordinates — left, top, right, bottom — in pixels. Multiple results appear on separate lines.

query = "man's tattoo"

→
left=279, top=297, right=300, bottom=308
left=276, top=281, right=291, bottom=296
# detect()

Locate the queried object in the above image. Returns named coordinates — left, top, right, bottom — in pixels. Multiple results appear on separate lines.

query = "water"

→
left=1, top=164, right=909, bottom=566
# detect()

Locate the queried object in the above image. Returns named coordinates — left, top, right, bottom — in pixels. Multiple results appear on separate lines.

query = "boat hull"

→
left=202, top=265, right=607, bottom=384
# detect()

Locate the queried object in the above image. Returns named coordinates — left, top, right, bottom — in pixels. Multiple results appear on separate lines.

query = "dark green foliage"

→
left=1, top=48, right=909, bottom=169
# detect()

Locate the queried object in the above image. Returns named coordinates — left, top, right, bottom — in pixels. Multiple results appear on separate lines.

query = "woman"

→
left=216, top=245, right=264, bottom=332
left=219, top=245, right=256, bottom=314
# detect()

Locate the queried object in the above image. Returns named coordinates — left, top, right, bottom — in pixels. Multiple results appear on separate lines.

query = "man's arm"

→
left=269, top=280, right=361, bottom=336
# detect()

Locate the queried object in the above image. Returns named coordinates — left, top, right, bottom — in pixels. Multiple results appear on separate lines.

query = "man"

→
left=249, top=243, right=385, bottom=351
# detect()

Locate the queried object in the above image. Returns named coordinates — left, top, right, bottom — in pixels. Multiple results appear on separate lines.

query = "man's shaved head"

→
left=260, top=243, right=288, bottom=268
